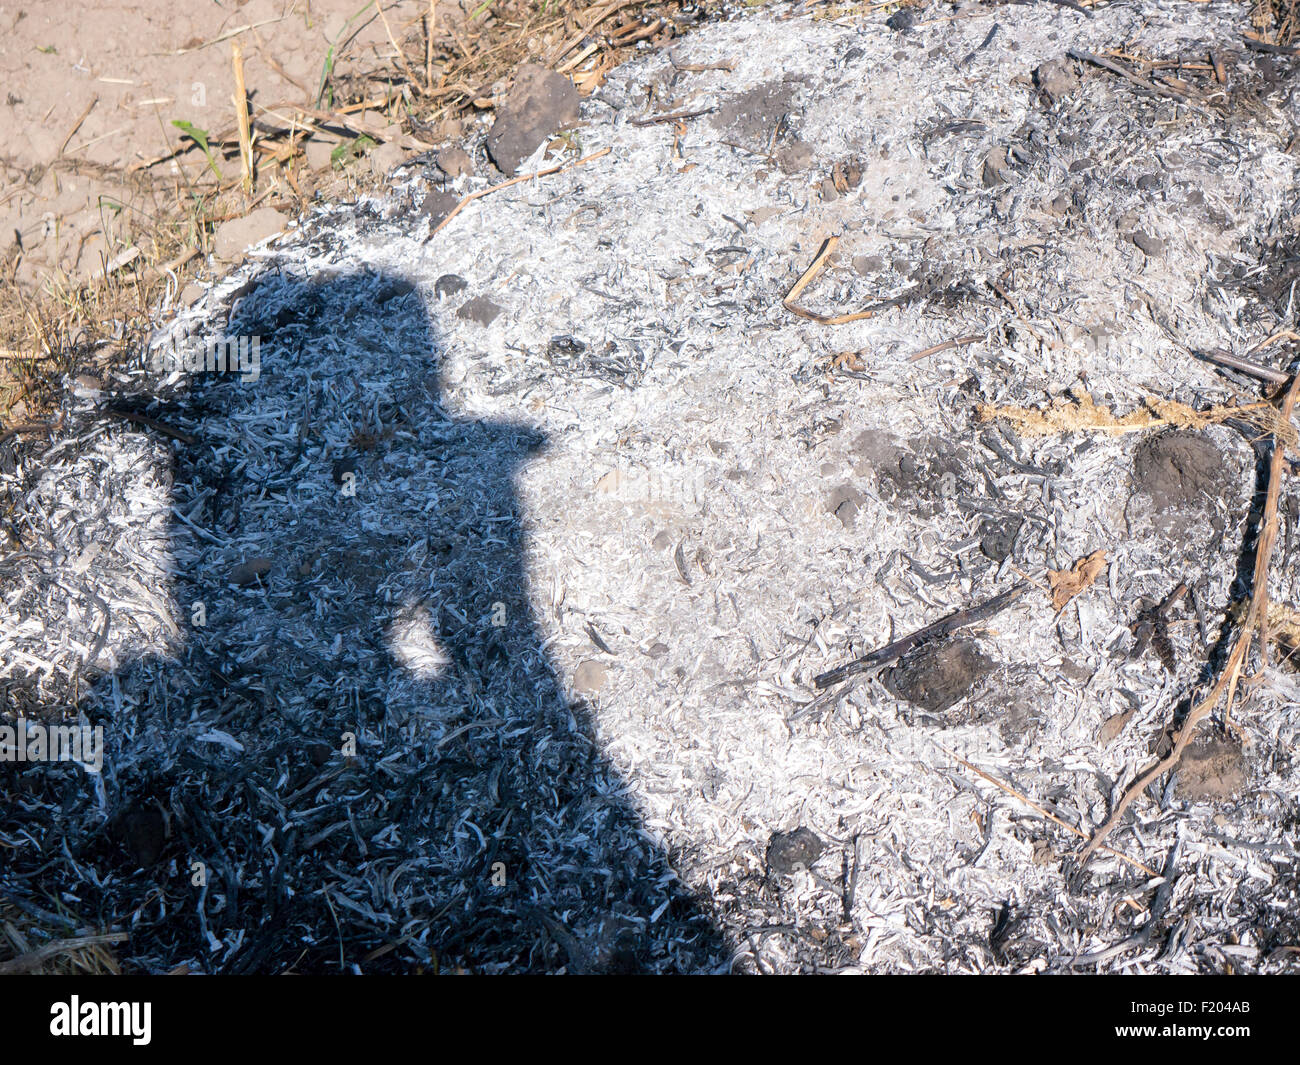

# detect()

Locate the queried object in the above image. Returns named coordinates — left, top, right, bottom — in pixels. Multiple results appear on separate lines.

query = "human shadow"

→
left=26, top=267, right=725, bottom=973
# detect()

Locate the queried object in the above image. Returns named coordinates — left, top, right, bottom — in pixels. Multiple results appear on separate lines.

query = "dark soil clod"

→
left=883, top=639, right=995, bottom=713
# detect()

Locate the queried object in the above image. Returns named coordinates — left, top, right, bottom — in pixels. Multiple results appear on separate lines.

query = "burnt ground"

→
left=5, top=1, right=1300, bottom=974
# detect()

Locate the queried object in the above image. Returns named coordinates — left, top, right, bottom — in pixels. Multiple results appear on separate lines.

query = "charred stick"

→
left=102, top=408, right=197, bottom=445
left=1196, top=347, right=1291, bottom=385
left=815, top=581, right=1031, bottom=689
left=1068, top=49, right=1212, bottom=116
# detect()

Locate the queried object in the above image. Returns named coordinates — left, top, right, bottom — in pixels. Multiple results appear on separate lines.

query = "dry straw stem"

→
left=376, top=0, right=425, bottom=95
left=783, top=235, right=881, bottom=325
left=232, top=43, right=254, bottom=197
left=427, top=146, right=612, bottom=239
left=978, top=388, right=1299, bottom=450
left=938, top=745, right=1159, bottom=878
left=1077, top=370, right=1300, bottom=871
left=0, top=932, right=127, bottom=975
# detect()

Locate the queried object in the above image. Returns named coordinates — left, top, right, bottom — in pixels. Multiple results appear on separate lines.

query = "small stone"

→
left=1046, top=191, right=1071, bottom=216
left=773, top=141, right=813, bottom=173
left=1136, top=172, right=1163, bottom=191
left=767, top=827, right=825, bottom=875
left=886, top=8, right=915, bottom=32
left=367, top=139, right=405, bottom=176
left=645, top=642, right=669, bottom=658
left=72, top=373, right=102, bottom=396
left=213, top=208, right=288, bottom=261
left=979, top=517, right=1021, bottom=561
left=1176, top=736, right=1246, bottom=801
left=1098, top=709, right=1134, bottom=746
left=1132, top=230, right=1166, bottom=257
left=853, top=254, right=883, bottom=275
left=419, top=189, right=459, bottom=226
left=456, top=295, right=503, bottom=326
left=304, top=136, right=337, bottom=171
left=434, top=273, right=468, bottom=298
left=573, top=659, right=609, bottom=695
left=982, top=148, right=1009, bottom=188
left=1068, top=157, right=1094, bottom=173
left=375, top=278, right=415, bottom=304
left=435, top=146, right=474, bottom=178
left=825, top=483, right=866, bottom=528
left=485, top=64, right=580, bottom=174
left=883, top=639, right=994, bottom=713
left=1034, top=58, right=1079, bottom=102
left=307, top=741, right=334, bottom=766
left=230, top=557, right=273, bottom=586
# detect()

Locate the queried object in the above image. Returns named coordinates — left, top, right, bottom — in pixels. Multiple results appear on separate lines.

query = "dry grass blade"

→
left=376, top=0, right=425, bottom=94
left=0, top=932, right=127, bottom=975
left=1076, top=370, right=1300, bottom=871
left=232, top=43, right=255, bottom=197
left=938, top=745, right=1159, bottom=877
left=783, top=236, right=880, bottom=325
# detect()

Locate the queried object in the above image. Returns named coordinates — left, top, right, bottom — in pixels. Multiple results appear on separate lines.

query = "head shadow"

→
left=72, top=266, right=724, bottom=973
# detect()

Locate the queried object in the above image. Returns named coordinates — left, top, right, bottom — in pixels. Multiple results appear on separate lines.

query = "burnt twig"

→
left=908, top=333, right=985, bottom=363
left=1196, top=347, right=1291, bottom=384
left=101, top=408, right=196, bottom=445
left=1068, top=49, right=1212, bottom=117
left=629, top=108, right=715, bottom=127
left=815, top=580, right=1031, bottom=689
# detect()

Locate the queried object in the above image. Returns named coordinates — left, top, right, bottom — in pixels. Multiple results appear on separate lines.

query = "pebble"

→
left=485, top=64, right=580, bottom=174
left=456, top=295, right=503, bottom=326
left=213, top=208, right=288, bottom=261
left=434, top=273, right=468, bottom=299
left=825, top=483, right=866, bottom=528
left=230, top=557, right=273, bottom=586
left=435, top=146, right=474, bottom=178
left=767, top=827, right=825, bottom=875
left=1132, top=230, right=1166, bottom=257
left=573, top=659, right=609, bottom=695
left=1033, top=58, right=1080, bottom=103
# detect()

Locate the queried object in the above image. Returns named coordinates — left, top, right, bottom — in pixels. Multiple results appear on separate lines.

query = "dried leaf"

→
left=1098, top=708, right=1134, bottom=746
left=1049, top=549, right=1108, bottom=611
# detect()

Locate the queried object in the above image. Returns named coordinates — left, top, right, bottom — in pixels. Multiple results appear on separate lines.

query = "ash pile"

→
left=4, top=0, right=1300, bottom=973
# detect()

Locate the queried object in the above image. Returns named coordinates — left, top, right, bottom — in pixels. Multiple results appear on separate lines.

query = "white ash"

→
left=5, top=1, right=1300, bottom=972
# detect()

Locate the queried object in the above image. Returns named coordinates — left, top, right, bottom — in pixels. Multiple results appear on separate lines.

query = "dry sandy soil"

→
left=1, top=0, right=432, bottom=287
